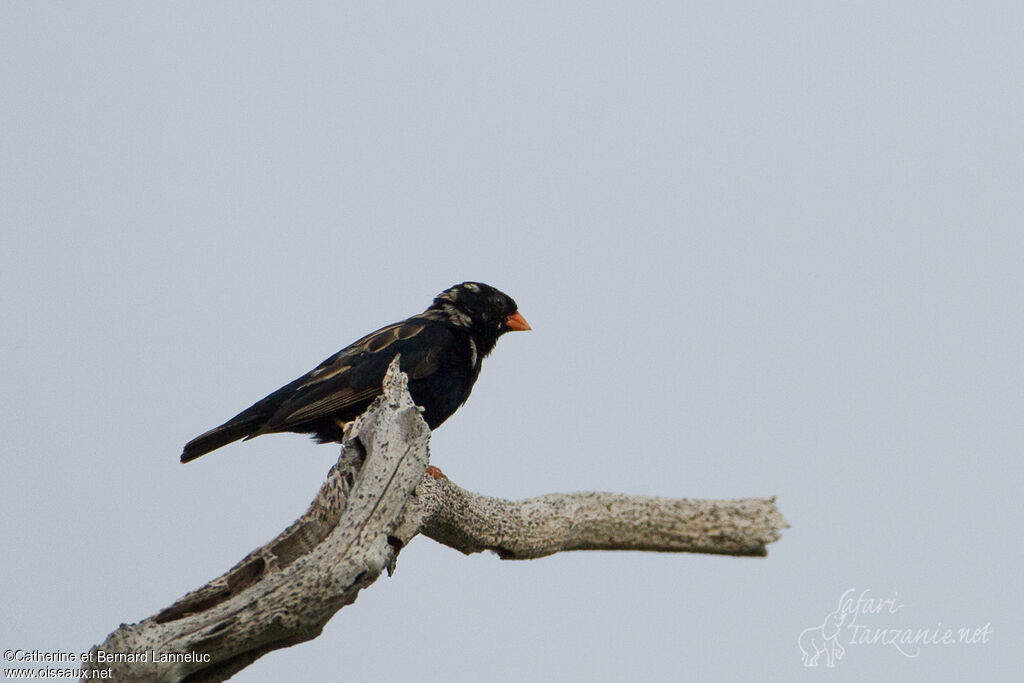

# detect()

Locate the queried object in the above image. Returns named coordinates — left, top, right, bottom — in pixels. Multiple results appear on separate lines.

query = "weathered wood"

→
left=414, top=483, right=785, bottom=558
left=84, top=358, right=788, bottom=681
left=85, top=358, right=430, bottom=682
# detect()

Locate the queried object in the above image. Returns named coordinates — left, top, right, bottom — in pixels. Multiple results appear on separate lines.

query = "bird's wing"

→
left=255, top=319, right=451, bottom=434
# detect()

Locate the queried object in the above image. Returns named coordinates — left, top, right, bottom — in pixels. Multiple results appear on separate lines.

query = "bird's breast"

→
left=405, top=335, right=479, bottom=429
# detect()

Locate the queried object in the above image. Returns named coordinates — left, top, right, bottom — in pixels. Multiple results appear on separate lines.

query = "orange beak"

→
left=504, top=311, right=532, bottom=332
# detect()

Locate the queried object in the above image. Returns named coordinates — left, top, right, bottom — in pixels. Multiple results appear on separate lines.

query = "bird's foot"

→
left=425, top=465, right=447, bottom=480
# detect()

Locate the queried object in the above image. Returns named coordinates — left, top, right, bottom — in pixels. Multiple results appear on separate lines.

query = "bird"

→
left=181, top=282, right=530, bottom=463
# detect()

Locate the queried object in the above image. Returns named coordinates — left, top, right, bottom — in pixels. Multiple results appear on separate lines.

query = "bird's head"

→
left=429, top=282, right=530, bottom=353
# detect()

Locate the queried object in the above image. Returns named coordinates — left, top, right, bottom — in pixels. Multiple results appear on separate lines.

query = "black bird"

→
left=181, top=282, right=530, bottom=463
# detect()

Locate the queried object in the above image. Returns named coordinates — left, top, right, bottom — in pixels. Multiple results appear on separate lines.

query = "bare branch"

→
left=413, top=479, right=785, bottom=558
left=84, top=358, right=787, bottom=681
left=85, top=359, right=430, bottom=682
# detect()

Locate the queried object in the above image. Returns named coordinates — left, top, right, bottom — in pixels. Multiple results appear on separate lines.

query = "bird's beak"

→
left=504, top=311, right=532, bottom=331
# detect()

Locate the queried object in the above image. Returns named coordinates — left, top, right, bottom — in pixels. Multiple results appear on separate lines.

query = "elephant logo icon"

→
left=798, top=607, right=847, bottom=667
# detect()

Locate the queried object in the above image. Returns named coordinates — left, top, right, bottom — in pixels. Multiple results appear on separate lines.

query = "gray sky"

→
left=1, top=2, right=1020, bottom=681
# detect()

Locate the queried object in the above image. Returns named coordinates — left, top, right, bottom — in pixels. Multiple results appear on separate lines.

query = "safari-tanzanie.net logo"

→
left=797, top=588, right=992, bottom=668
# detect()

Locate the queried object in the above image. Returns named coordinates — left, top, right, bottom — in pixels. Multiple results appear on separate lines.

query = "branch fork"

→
left=85, top=358, right=787, bottom=682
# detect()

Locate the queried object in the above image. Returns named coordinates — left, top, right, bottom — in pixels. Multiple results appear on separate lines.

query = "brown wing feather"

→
left=272, top=384, right=381, bottom=426
left=252, top=321, right=433, bottom=435
left=408, top=345, right=441, bottom=379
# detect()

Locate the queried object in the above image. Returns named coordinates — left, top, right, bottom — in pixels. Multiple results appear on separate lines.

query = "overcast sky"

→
left=1, top=2, right=1020, bottom=681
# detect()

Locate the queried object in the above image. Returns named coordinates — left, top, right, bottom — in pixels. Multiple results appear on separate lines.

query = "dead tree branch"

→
left=84, top=358, right=788, bottom=682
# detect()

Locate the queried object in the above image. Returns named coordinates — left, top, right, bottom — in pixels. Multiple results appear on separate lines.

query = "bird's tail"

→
left=180, top=375, right=307, bottom=463
left=181, top=419, right=263, bottom=463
